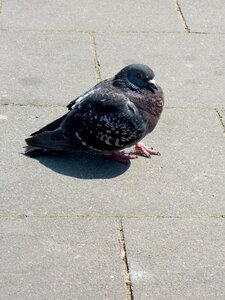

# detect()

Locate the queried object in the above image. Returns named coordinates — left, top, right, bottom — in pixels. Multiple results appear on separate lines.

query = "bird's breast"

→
left=148, top=98, right=164, bottom=117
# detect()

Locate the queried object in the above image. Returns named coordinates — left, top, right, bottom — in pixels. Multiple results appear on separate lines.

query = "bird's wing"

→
left=62, top=90, right=146, bottom=152
left=30, top=80, right=109, bottom=136
left=67, top=88, right=95, bottom=110
left=67, top=80, right=109, bottom=110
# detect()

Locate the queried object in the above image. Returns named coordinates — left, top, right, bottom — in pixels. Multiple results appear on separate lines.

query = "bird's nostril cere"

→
left=147, top=81, right=157, bottom=93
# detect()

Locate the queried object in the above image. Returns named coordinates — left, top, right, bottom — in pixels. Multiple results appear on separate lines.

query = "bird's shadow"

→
left=33, top=151, right=130, bottom=179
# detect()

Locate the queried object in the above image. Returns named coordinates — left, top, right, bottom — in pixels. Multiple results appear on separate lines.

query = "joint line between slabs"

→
left=118, top=218, right=134, bottom=300
left=0, top=27, right=224, bottom=35
left=175, top=0, right=190, bottom=33
left=89, top=31, right=101, bottom=83
left=1, top=214, right=225, bottom=219
left=214, top=108, right=225, bottom=137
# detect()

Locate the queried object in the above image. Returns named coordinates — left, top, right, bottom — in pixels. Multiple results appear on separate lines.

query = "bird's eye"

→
left=136, top=73, right=142, bottom=79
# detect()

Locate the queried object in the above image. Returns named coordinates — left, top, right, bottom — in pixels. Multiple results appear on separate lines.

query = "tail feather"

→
left=25, top=128, right=73, bottom=155
left=24, top=146, right=52, bottom=158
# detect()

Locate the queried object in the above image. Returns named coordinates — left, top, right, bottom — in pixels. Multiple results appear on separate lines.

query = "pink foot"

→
left=103, top=151, right=138, bottom=164
left=131, top=142, right=161, bottom=158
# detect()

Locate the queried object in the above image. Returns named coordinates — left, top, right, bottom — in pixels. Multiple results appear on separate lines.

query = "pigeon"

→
left=25, top=64, right=164, bottom=163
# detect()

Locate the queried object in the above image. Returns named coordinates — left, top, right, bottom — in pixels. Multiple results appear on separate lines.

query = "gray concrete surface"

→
left=0, top=218, right=126, bottom=300
left=0, top=1, right=225, bottom=299
left=124, top=218, right=225, bottom=299
left=0, top=31, right=95, bottom=105
left=178, top=0, right=225, bottom=33
left=0, top=0, right=183, bottom=32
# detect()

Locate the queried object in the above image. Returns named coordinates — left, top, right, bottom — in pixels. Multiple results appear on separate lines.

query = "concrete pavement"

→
left=0, top=1, right=225, bottom=299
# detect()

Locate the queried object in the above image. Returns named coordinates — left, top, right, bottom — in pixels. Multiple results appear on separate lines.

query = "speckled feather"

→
left=62, top=89, right=146, bottom=151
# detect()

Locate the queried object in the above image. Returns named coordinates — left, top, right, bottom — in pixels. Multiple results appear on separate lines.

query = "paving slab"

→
left=178, top=0, right=225, bottom=33
left=0, top=0, right=183, bottom=32
left=0, top=31, right=95, bottom=105
left=123, top=218, right=225, bottom=299
left=0, top=105, right=224, bottom=217
left=95, top=32, right=225, bottom=108
left=0, top=217, right=125, bottom=300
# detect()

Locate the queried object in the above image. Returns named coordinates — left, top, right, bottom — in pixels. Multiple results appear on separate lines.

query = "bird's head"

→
left=113, top=64, right=158, bottom=93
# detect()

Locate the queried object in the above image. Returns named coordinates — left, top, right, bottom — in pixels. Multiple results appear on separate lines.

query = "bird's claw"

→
left=130, top=142, right=161, bottom=158
left=103, top=151, right=138, bottom=164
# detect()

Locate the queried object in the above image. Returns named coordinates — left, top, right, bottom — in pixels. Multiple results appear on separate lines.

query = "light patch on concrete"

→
left=184, top=63, right=193, bottom=68
left=130, top=270, right=148, bottom=281
left=0, top=115, right=8, bottom=120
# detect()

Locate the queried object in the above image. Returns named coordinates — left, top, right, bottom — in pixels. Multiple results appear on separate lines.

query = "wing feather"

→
left=62, top=90, right=146, bottom=151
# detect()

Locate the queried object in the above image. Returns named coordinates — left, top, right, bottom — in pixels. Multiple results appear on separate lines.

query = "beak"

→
left=146, top=78, right=158, bottom=93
